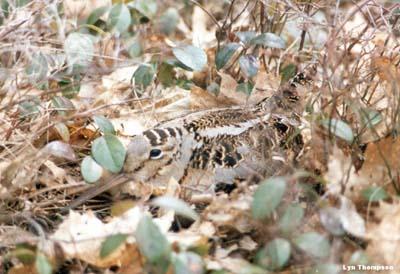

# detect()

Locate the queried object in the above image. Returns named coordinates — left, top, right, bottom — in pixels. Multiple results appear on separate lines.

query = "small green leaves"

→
left=349, top=250, right=369, bottom=266
left=360, top=108, right=382, bottom=128
left=19, top=98, right=40, bottom=118
left=321, top=118, right=354, bottom=143
left=158, top=8, right=179, bottom=35
left=54, top=123, right=70, bottom=142
left=236, top=81, right=254, bottom=95
left=64, top=32, right=94, bottom=69
left=11, top=247, right=36, bottom=264
left=92, top=135, right=126, bottom=173
left=280, top=64, right=297, bottom=83
left=26, top=52, right=48, bottom=82
left=43, top=141, right=76, bottom=161
left=250, top=33, right=286, bottom=49
left=108, top=3, right=131, bottom=33
left=252, top=177, right=287, bottom=219
left=158, top=62, right=175, bottom=87
left=35, top=253, right=52, bottom=274
left=215, top=43, right=240, bottom=70
left=310, top=264, right=341, bottom=274
left=172, top=45, right=207, bottom=71
left=93, top=115, right=115, bottom=135
left=133, top=64, right=155, bottom=89
left=151, top=196, right=199, bottom=221
left=361, top=186, right=388, bottom=202
left=81, top=156, right=103, bottom=183
left=235, top=31, right=257, bottom=45
left=127, top=39, right=143, bottom=57
left=100, top=233, right=128, bottom=258
left=239, top=55, right=259, bottom=78
left=173, top=252, right=204, bottom=274
left=293, top=232, right=330, bottom=258
left=130, top=0, right=157, bottom=18
left=256, top=238, right=291, bottom=270
left=135, top=215, right=171, bottom=263
left=51, top=95, right=75, bottom=116
left=278, top=203, right=304, bottom=234
left=86, top=6, right=108, bottom=26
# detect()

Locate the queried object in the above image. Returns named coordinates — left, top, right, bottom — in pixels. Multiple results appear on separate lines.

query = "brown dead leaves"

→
left=323, top=135, right=400, bottom=271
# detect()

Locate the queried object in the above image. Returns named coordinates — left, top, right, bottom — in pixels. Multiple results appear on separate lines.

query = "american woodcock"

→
left=67, top=74, right=307, bottom=209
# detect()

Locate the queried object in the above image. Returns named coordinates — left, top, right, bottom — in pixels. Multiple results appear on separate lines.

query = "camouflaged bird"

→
left=66, top=74, right=307, bottom=209
left=123, top=85, right=304, bottom=195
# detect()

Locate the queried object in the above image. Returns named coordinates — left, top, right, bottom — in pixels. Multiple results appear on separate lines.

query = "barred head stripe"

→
left=143, top=130, right=159, bottom=146
left=166, top=127, right=176, bottom=137
left=154, top=128, right=168, bottom=139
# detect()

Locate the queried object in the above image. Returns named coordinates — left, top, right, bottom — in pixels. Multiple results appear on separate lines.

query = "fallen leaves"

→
left=366, top=200, right=400, bottom=271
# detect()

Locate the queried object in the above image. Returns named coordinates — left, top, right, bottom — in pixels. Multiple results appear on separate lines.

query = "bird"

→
left=65, top=73, right=307, bottom=210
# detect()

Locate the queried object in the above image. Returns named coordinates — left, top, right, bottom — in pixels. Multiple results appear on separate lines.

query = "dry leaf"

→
left=359, top=136, right=400, bottom=196
left=366, top=200, right=400, bottom=272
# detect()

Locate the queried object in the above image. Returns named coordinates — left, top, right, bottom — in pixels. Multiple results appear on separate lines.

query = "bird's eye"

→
left=149, top=149, right=163, bottom=159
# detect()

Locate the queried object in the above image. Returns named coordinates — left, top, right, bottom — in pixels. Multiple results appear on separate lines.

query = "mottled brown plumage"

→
left=122, top=82, right=304, bottom=196
left=66, top=73, right=308, bottom=209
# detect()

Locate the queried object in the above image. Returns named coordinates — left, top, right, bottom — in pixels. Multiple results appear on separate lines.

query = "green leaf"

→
left=133, top=64, right=155, bottom=89
left=43, top=141, right=76, bottom=161
left=252, top=177, right=287, bottom=219
left=237, top=263, right=267, bottom=274
left=15, top=0, right=30, bottom=7
left=87, top=6, right=108, bottom=25
left=100, top=233, right=128, bottom=258
left=172, top=45, right=207, bottom=71
left=81, top=156, right=103, bottom=183
left=250, top=33, right=286, bottom=49
left=108, top=3, right=131, bottom=33
left=207, top=82, right=220, bottom=95
left=26, top=52, right=48, bottom=82
left=349, top=250, right=369, bottom=265
left=215, top=43, right=240, bottom=70
left=309, top=264, right=341, bottom=274
left=51, top=96, right=75, bottom=116
left=11, top=247, right=36, bottom=264
left=58, top=76, right=81, bottom=98
left=127, top=39, right=143, bottom=57
left=360, top=108, right=382, bottom=128
left=348, top=250, right=369, bottom=274
left=293, top=232, right=330, bottom=258
left=278, top=203, right=304, bottom=234
left=321, top=119, right=354, bottom=143
left=92, top=135, right=126, bottom=173
left=35, top=253, right=52, bottom=274
left=280, top=64, right=297, bottom=83
left=236, top=82, right=254, bottom=95
left=135, top=215, right=171, bottom=263
left=64, top=32, right=94, bottom=69
left=361, top=186, right=388, bottom=202
left=235, top=31, right=257, bottom=44
left=19, top=98, right=40, bottom=118
left=158, top=62, right=175, bottom=87
left=166, top=58, right=193, bottom=71
left=51, top=96, right=75, bottom=110
left=158, top=8, right=179, bottom=35
left=256, top=238, right=291, bottom=270
left=54, top=122, right=70, bottom=142
left=93, top=115, right=115, bottom=135
left=130, top=0, right=157, bottom=18
left=239, top=55, right=259, bottom=78
left=173, top=252, right=204, bottom=274
left=151, top=196, right=199, bottom=221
